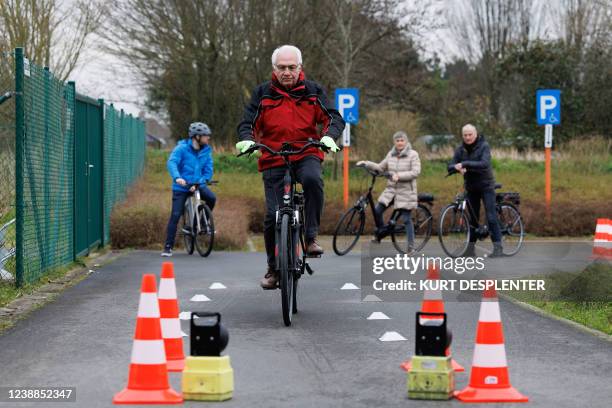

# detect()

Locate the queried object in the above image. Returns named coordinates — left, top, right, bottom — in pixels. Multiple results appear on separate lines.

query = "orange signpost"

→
left=343, top=145, right=349, bottom=209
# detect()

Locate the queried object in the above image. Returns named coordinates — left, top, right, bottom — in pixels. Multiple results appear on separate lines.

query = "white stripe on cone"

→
left=160, top=318, right=182, bottom=339
left=595, top=222, right=612, bottom=235
left=472, top=343, right=508, bottom=367
left=479, top=300, right=502, bottom=322
left=137, top=293, right=160, bottom=318
left=131, top=340, right=166, bottom=364
left=158, top=278, right=177, bottom=299
left=424, top=290, right=443, bottom=300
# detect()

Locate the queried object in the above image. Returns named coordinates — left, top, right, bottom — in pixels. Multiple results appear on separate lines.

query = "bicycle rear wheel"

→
left=332, top=207, right=365, bottom=256
left=181, top=214, right=194, bottom=255
left=279, top=213, right=294, bottom=326
left=195, top=204, right=214, bottom=257
left=391, top=205, right=433, bottom=253
left=438, top=204, right=471, bottom=257
left=498, top=204, right=524, bottom=256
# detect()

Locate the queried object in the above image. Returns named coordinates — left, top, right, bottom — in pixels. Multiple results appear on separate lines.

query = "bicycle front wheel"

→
left=391, top=205, right=433, bottom=253
left=279, top=213, right=294, bottom=326
left=438, top=204, right=471, bottom=257
left=195, top=204, right=214, bottom=257
left=332, top=207, right=365, bottom=256
left=498, top=204, right=524, bottom=256
left=181, top=214, right=194, bottom=255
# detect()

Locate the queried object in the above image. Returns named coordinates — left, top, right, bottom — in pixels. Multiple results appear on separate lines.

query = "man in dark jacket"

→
left=448, top=124, right=503, bottom=257
left=236, top=45, right=345, bottom=289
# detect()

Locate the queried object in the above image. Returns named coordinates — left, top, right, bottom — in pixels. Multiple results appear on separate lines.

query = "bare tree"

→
left=0, top=0, right=106, bottom=81
left=446, top=0, right=546, bottom=122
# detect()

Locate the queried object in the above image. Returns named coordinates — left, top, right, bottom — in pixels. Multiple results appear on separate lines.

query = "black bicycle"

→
left=238, top=139, right=332, bottom=326
left=180, top=181, right=216, bottom=257
left=332, top=164, right=434, bottom=256
left=438, top=179, right=524, bottom=257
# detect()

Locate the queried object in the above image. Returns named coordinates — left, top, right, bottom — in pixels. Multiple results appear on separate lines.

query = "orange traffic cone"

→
left=159, top=262, right=186, bottom=372
left=401, top=265, right=464, bottom=372
left=592, top=218, right=612, bottom=260
left=455, top=287, right=528, bottom=403
left=113, top=274, right=183, bottom=405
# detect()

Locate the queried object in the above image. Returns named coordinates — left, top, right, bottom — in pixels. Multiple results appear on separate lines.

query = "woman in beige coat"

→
left=357, top=131, right=421, bottom=246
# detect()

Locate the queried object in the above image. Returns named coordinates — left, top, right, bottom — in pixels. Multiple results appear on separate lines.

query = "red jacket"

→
left=237, top=72, right=345, bottom=171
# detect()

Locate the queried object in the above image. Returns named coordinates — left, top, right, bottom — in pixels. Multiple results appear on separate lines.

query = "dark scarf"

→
left=271, top=70, right=306, bottom=98
left=464, top=135, right=482, bottom=153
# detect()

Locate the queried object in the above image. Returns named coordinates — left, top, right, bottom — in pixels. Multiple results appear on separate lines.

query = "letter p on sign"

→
left=536, top=89, right=561, bottom=126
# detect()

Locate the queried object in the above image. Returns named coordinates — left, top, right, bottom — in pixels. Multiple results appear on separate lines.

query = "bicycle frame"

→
left=275, top=154, right=307, bottom=272
left=184, top=187, right=210, bottom=236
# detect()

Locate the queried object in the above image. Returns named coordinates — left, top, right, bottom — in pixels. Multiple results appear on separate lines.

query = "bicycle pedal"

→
left=305, top=264, right=314, bottom=275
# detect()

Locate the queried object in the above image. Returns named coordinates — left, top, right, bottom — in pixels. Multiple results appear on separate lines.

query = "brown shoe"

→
left=260, top=267, right=279, bottom=290
left=306, top=238, right=324, bottom=256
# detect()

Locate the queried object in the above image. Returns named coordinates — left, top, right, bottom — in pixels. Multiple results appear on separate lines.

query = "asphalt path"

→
left=0, top=247, right=610, bottom=408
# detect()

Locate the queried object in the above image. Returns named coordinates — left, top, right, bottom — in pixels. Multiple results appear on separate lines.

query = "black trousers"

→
left=164, top=187, right=216, bottom=249
left=466, top=189, right=502, bottom=243
left=262, top=156, right=323, bottom=267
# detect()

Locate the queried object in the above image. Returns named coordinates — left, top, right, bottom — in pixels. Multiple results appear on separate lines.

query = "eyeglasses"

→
left=274, top=64, right=300, bottom=72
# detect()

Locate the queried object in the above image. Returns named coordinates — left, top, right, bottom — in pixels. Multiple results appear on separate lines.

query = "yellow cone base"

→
left=407, top=356, right=455, bottom=400
left=181, top=355, right=233, bottom=401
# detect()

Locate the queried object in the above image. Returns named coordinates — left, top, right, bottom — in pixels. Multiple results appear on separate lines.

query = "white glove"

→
left=320, top=135, right=340, bottom=152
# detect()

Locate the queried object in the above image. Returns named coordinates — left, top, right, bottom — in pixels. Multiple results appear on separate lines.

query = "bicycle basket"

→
left=496, top=192, right=520, bottom=205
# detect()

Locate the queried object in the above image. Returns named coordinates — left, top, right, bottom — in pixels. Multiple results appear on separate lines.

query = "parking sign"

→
left=335, top=88, right=359, bottom=125
left=536, top=90, right=561, bottom=125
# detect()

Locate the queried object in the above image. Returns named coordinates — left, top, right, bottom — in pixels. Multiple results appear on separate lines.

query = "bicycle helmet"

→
left=189, top=122, right=212, bottom=138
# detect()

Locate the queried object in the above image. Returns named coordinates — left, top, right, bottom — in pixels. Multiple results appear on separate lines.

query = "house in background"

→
left=139, top=111, right=171, bottom=149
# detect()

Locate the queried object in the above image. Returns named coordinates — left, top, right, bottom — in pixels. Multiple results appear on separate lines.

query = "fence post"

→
left=14, top=48, right=24, bottom=287
left=98, top=98, right=105, bottom=246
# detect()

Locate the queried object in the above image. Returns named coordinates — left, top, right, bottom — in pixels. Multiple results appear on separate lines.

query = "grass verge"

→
left=506, top=262, right=612, bottom=335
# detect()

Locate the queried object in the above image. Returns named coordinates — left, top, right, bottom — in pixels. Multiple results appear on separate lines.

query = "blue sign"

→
left=335, top=88, right=359, bottom=125
left=536, top=89, right=561, bottom=125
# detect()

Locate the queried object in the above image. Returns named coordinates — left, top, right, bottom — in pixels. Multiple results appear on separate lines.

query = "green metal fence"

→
left=9, top=48, right=145, bottom=286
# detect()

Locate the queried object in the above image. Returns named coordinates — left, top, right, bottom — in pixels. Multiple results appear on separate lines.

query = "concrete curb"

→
left=500, top=293, right=612, bottom=343
left=0, top=250, right=126, bottom=334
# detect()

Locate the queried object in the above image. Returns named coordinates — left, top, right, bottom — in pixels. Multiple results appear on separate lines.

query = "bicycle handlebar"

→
left=355, top=164, right=391, bottom=179
left=184, top=180, right=218, bottom=189
left=237, top=138, right=338, bottom=158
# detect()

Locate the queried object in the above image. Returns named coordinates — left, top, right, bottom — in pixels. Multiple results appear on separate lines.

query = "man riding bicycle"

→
left=162, top=122, right=216, bottom=257
left=236, top=44, right=345, bottom=289
left=448, top=124, right=503, bottom=257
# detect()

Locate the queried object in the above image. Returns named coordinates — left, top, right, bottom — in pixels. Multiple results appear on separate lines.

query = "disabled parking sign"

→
left=536, top=90, right=561, bottom=126
left=335, top=88, right=359, bottom=125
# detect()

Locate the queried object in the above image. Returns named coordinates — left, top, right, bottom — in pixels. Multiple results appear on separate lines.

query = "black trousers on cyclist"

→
left=164, top=186, right=216, bottom=249
left=466, top=189, right=501, bottom=243
left=374, top=203, right=415, bottom=243
left=262, top=156, right=323, bottom=267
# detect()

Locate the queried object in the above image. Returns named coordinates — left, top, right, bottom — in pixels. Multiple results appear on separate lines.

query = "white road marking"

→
left=341, top=283, right=359, bottom=290
left=209, top=282, right=227, bottom=289
left=362, top=294, right=382, bottom=302
left=367, top=312, right=390, bottom=320
left=379, top=331, right=407, bottom=342
left=190, top=294, right=211, bottom=302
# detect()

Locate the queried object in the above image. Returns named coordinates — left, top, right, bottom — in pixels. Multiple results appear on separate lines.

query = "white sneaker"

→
left=161, top=248, right=172, bottom=257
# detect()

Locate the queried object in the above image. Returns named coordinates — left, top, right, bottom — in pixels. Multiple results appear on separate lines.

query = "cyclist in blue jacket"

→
left=162, top=122, right=216, bottom=257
